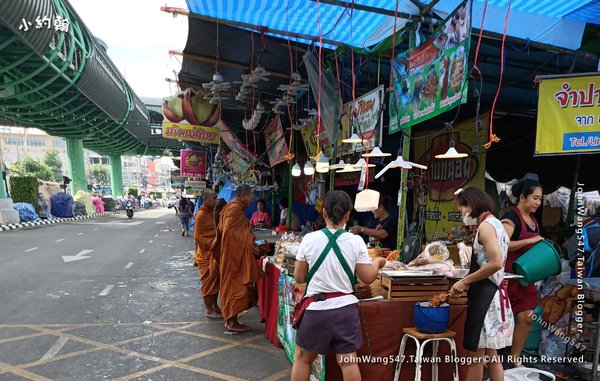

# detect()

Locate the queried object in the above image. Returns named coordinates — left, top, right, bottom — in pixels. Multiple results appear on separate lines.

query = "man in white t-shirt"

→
left=279, top=198, right=301, bottom=230
left=291, top=191, right=385, bottom=381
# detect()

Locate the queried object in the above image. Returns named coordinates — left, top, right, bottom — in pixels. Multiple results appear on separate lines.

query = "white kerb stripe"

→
left=25, top=247, right=38, bottom=252
left=124, top=262, right=134, bottom=269
left=99, top=285, right=114, bottom=296
left=56, top=239, right=64, bottom=242
left=139, top=249, right=145, bottom=254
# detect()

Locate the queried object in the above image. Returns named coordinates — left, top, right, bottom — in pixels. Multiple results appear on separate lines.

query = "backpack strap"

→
left=305, top=229, right=357, bottom=288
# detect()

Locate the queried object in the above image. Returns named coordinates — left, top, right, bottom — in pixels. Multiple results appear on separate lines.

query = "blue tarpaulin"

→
left=14, top=203, right=40, bottom=222
left=186, top=0, right=598, bottom=51
left=51, top=193, right=75, bottom=218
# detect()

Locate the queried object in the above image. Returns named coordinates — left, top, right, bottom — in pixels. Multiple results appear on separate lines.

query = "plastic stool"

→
left=393, top=327, right=459, bottom=381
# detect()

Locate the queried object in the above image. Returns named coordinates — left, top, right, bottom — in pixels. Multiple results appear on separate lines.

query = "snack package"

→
left=408, top=241, right=449, bottom=266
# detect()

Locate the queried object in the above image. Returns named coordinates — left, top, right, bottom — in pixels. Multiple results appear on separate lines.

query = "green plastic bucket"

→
left=523, top=305, right=543, bottom=355
left=513, top=240, right=562, bottom=286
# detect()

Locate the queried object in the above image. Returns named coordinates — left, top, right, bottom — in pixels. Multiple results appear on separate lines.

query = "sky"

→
left=68, top=0, right=189, bottom=99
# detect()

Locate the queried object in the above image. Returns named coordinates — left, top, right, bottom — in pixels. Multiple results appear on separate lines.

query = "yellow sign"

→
left=536, top=74, right=600, bottom=155
left=413, top=114, right=488, bottom=241
left=162, top=122, right=220, bottom=144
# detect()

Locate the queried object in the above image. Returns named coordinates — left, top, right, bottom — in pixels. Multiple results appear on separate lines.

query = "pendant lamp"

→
left=435, top=141, right=468, bottom=159
left=352, top=158, right=375, bottom=168
left=342, top=133, right=366, bottom=144
left=362, top=146, right=392, bottom=158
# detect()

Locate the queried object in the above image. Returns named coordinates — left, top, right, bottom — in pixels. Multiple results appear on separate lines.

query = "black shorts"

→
left=296, top=303, right=363, bottom=355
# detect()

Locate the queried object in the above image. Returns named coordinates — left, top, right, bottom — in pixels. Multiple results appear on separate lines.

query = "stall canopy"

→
left=186, top=0, right=600, bottom=51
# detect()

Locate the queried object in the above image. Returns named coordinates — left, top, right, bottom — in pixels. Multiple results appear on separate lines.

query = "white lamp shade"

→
left=303, top=161, right=315, bottom=176
left=330, top=159, right=345, bottom=170
left=342, top=133, right=366, bottom=144
left=355, top=189, right=380, bottom=212
left=362, top=147, right=392, bottom=158
left=316, top=154, right=329, bottom=173
left=435, top=146, right=468, bottom=159
left=292, top=163, right=302, bottom=177
left=336, top=164, right=361, bottom=173
left=352, top=158, right=375, bottom=168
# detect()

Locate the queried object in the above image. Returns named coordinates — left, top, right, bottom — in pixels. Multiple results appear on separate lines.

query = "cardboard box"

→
left=542, top=206, right=562, bottom=227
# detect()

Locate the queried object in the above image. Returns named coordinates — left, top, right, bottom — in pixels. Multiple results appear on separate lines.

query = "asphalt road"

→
left=0, top=208, right=291, bottom=381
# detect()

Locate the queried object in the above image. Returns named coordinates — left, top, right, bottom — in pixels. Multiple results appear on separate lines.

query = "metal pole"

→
left=396, top=26, right=417, bottom=249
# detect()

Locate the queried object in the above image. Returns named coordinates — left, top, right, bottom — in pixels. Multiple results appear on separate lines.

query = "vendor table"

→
left=257, top=260, right=468, bottom=380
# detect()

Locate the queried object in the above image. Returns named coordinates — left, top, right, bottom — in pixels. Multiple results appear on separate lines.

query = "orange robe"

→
left=194, top=205, right=219, bottom=297
left=217, top=199, right=261, bottom=321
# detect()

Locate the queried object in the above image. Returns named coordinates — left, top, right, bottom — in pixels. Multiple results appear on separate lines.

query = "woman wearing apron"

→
left=451, top=187, right=513, bottom=381
left=501, top=174, right=543, bottom=367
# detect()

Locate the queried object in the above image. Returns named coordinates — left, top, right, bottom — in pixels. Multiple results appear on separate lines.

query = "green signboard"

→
left=389, top=0, right=471, bottom=133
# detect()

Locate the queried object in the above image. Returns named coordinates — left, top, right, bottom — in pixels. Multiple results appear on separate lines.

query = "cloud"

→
left=69, top=0, right=188, bottom=98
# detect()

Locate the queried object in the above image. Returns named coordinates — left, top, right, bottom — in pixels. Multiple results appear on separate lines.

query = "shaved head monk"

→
left=194, top=188, right=221, bottom=319
left=217, top=184, right=262, bottom=332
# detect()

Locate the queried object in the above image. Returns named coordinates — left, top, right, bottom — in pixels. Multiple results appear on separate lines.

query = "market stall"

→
left=257, top=259, right=469, bottom=380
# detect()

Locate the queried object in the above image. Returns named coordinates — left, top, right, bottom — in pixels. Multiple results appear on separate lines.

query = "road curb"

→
left=0, top=212, right=120, bottom=232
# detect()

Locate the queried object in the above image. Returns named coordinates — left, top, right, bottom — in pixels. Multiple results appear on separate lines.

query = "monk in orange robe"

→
left=194, top=189, right=221, bottom=319
left=216, top=184, right=261, bottom=332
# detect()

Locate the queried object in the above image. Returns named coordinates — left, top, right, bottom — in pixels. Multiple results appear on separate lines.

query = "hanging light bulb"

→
left=316, top=153, right=329, bottom=173
left=292, top=162, right=302, bottom=177
left=435, top=141, right=468, bottom=159
left=362, top=146, right=392, bottom=158
left=303, top=161, right=314, bottom=176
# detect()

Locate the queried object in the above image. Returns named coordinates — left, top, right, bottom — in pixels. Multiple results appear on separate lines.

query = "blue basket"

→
left=414, top=302, right=450, bottom=333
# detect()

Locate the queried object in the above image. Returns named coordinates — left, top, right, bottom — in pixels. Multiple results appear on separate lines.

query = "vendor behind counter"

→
left=350, top=194, right=398, bottom=249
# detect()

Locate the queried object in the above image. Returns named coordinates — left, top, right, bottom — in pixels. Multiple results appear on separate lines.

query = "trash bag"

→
left=74, top=191, right=95, bottom=215
left=51, top=193, right=74, bottom=218
left=37, top=194, right=52, bottom=219
left=14, top=202, right=40, bottom=222
left=74, top=201, right=87, bottom=216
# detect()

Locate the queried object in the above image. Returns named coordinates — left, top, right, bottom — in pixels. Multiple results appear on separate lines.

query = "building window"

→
left=53, top=139, right=66, bottom=148
left=27, top=138, right=45, bottom=147
left=4, top=138, right=23, bottom=146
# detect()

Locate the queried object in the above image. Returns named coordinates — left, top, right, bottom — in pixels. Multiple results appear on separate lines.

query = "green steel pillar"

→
left=0, top=163, right=6, bottom=198
left=65, top=138, right=87, bottom=194
left=109, top=155, right=124, bottom=197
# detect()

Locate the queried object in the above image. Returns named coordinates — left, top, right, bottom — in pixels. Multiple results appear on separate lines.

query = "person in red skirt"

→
left=501, top=173, right=544, bottom=367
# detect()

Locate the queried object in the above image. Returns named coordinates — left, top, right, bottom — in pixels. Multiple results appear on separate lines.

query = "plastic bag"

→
left=502, top=367, right=555, bottom=381
left=409, top=241, right=449, bottom=266
left=457, top=242, right=472, bottom=268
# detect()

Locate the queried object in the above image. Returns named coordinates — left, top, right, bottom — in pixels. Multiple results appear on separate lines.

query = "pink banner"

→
left=180, top=149, right=207, bottom=178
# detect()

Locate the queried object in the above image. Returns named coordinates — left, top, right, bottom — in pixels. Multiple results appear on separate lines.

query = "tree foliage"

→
left=90, top=164, right=110, bottom=186
left=42, top=149, right=63, bottom=182
left=8, top=155, right=53, bottom=181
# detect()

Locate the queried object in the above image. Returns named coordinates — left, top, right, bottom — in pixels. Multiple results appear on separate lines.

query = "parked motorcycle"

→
left=125, top=199, right=134, bottom=219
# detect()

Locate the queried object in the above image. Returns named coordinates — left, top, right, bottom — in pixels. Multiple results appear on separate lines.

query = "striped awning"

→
left=186, top=0, right=600, bottom=51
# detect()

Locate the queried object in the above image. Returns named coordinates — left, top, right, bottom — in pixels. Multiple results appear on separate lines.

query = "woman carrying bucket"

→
left=450, top=187, right=513, bottom=381
left=501, top=173, right=544, bottom=367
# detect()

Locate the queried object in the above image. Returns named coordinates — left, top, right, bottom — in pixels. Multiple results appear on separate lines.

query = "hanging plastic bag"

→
left=502, top=367, right=555, bottom=381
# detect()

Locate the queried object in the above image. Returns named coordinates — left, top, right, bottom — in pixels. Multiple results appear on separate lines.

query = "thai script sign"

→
left=536, top=74, right=600, bottom=155
left=389, top=0, right=471, bottom=133
left=341, top=85, right=385, bottom=154
left=414, top=114, right=488, bottom=241
left=163, top=122, right=219, bottom=144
